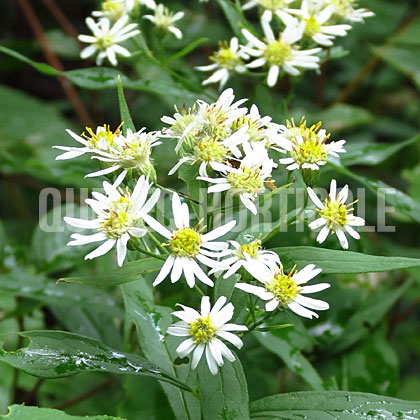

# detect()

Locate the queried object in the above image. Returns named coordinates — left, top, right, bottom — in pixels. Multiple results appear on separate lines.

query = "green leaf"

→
left=341, top=134, right=420, bottom=166
left=330, top=280, right=411, bottom=354
left=197, top=356, right=250, bottom=420
left=0, top=271, right=122, bottom=317
left=253, top=326, right=324, bottom=391
left=164, top=38, right=209, bottom=63
left=214, top=0, right=252, bottom=39
left=330, top=160, right=420, bottom=224
left=117, top=75, right=135, bottom=134
left=270, top=246, right=420, bottom=274
left=0, top=45, right=61, bottom=76
left=59, top=258, right=163, bottom=286
left=0, top=330, right=189, bottom=390
left=311, top=104, right=373, bottom=132
left=122, top=281, right=195, bottom=420
left=249, top=391, right=420, bottom=419
left=373, top=44, right=420, bottom=90
left=1, top=404, right=122, bottom=420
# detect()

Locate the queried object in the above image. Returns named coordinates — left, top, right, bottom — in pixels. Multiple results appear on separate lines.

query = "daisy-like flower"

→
left=307, top=179, right=365, bottom=249
left=64, top=175, right=160, bottom=266
left=79, top=16, right=140, bottom=66
left=325, top=0, right=374, bottom=22
left=221, top=237, right=280, bottom=278
left=167, top=296, right=247, bottom=375
left=229, top=104, right=283, bottom=147
left=242, top=0, right=294, bottom=22
left=167, top=125, right=250, bottom=177
left=235, top=263, right=330, bottom=318
left=93, top=0, right=156, bottom=20
left=198, top=141, right=276, bottom=215
left=196, top=38, right=249, bottom=89
left=241, top=19, right=321, bottom=87
left=276, top=118, right=346, bottom=171
left=148, top=193, right=236, bottom=288
left=54, top=125, right=161, bottom=179
left=287, top=0, right=352, bottom=47
left=144, top=4, right=184, bottom=39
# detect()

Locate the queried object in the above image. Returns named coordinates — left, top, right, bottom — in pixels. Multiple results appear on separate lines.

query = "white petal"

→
left=294, top=294, right=329, bottom=311
left=85, top=165, right=120, bottom=178
left=202, top=220, right=236, bottom=242
left=116, top=233, right=130, bottom=266
left=205, top=345, right=219, bottom=375
left=345, top=225, right=360, bottom=240
left=267, top=65, right=279, bottom=87
left=265, top=299, right=279, bottom=312
left=208, top=340, right=224, bottom=366
left=171, top=257, right=184, bottom=283
left=316, top=226, right=330, bottom=244
left=300, top=283, right=331, bottom=294
left=143, top=214, right=172, bottom=239
left=153, top=255, right=174, bottom=286
left=201, top=296, right=211, bottom=316
left=307, top=187, right=323, bottom=208
left=336, top=228, right=349, bottom=249
left=191, top=344, right=205, bottom=369
left=183, top=259, right=196, bottom=288
left=235, top=283, right=272, bottom=300
left=287, top=301, right=318, bottom=319
left=64, top=216, right=100, bottom=229
left=189, top=259, right=214, bottom=287
left=309, top=217, right=327, bottom=230
left=217, top=331, right=243, bottom=349
left=85, top=239, right=116, bottom=260
left=176, top=338, right=196, bottom=358
left=329, top=179, right=337, bottom=201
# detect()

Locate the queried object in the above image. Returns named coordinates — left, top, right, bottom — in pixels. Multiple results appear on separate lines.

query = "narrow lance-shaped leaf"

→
left=0, top=330, right=190, bottom=391
left=270, top=246, right=420, bottom=274
left=117, top=75, right=135, bottom=134
left=59, top=257, right=163, bottom=286
left=197, top=356, right=250, bottom=420
left=250, top=391, right=420, bottom=419
left=1, top=405, right=124, bottom=420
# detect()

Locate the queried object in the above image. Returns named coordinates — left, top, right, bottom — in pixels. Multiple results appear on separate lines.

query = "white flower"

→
left=54, top=125, right=161, bottom=179
left=228, top=104, right=284, bottom=147
left=221, top=238, right=280, bottom=278
left=323, top=0, right=374, bottom=22
left=286, top=0, right=352, bottom=47
left=79, top=16, right=140, bottom=66
left=148, top=193, right=236, bottom=288
left=307, top=179, right=365, bottom=249
left=168, top=125, right=250, bottom=177
left=241, top=19, right=321, bottom=86
left=144, top=4, right=184, bottom=39
left=92, top=0, right=156, bottom=20
left=198, top=141, right=276, bottom=215
left=196, top=38, right=249, bottom=89
left=162, top=89, right=248, bottom=154
left=242, top=0, right=294, bottom=22
left=167, top=296, right=247, bottom=375
left=235, top=263, right=330, bottom=318
left=64, top=175, right=160, bottom=266
left=275, top=118, right=346, bottom=171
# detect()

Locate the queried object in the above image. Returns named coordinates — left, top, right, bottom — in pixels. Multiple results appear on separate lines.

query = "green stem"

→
left=194, top=284, right=205, bottom=297
left=135, top=245, right=166, bottom=261
left=147, top=230, right=169, bottom=255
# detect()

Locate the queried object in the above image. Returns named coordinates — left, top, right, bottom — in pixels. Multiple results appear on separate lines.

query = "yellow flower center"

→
left=169, top=228, right=202, bottom=257
left=257, top=0, right=288, bottom=10
left=101, top=194, right=134, bottom=238
left=264, top=41, right=292, bottom=67
left=319, top=200, right=348, bottom=229
left=96, top=34, right=114, bottom=50
left=84, top=124, right=122, bottom=149
left=266, top=269, right=299, bottom=304
left=190, top=316, right=215, bottom=343
left=304, top=16, right=321, bottom=37
left=231, top=116, right=266, bottom=143
left=102, top=0, right=125, bottom=20
left=211, top=43, right=242, bottom=70
left=291, top=140, right=328, bottom=165
left=239, top=239, right=261, bottom=259
left=227, top=166, right=265, bottom=196
left=195, top=136, right=228, bottom=163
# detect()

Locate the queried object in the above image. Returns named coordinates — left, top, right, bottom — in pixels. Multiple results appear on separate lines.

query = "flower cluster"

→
left=55, top=88, right=366, bottom=375
left=197, top=0, right=374, bottom=88
left=79, top=0, right=184, bottom=66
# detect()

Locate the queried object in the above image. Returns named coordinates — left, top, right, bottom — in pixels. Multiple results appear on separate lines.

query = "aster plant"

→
left=6, top=0, right=420, bottom=418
